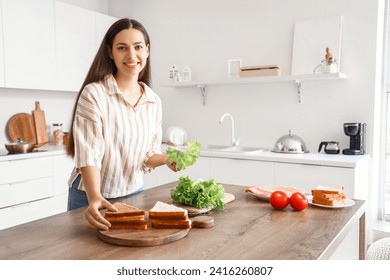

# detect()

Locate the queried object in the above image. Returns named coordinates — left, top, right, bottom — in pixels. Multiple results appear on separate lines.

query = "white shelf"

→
left=160, top=72, right=347, bottom=104
left=161, top=72, right=346, bottom=88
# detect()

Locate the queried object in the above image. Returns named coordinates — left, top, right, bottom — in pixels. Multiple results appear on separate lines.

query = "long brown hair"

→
left=66, top=18, right=151, bottom=157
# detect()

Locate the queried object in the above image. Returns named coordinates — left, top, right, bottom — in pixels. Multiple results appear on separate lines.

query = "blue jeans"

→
left=67, top=175, right=88, bottom=210
left=67, top=175, right=144, bottom=211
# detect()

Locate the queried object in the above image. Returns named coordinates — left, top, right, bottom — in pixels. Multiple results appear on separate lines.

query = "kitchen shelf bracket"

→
left=197, top=84, right=207, bottom=105
left=294, top=79, right=302, bottom=103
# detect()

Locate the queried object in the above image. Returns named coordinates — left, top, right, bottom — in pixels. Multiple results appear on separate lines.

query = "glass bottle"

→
left=52, top=123, right=63, bottom=145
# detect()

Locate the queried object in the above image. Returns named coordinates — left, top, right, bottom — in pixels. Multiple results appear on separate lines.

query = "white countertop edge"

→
left=0, top=145, right=67, bottom=161
left=0, top=144, right=370, bottom=168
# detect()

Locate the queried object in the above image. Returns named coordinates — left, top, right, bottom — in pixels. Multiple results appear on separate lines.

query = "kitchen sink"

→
left=203, top=145, right=267, bottom=153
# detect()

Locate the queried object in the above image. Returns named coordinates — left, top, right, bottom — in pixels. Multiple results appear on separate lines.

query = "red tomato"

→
left=289, top=192, right=308, bottom=211
left=269, top=191, right=290, bottom=209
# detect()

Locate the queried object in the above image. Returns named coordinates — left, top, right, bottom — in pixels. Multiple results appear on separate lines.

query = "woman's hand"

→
left=145, top=153, right=179, bottom=172
left=164, top=155, right=179, bottom=172
left=84, top=196, right=117, bottom=230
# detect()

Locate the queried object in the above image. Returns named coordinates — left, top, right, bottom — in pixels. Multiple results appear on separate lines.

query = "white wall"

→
left=0, top=0, right=381, bottom=153
left=58, top=0, right=108, bottom=14
left=108, top=0, right=381, bottom=156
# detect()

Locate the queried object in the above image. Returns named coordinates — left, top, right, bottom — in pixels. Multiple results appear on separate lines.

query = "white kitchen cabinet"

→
left=0, top=195, right=66, bottom=230
left=52, top=154, right=74, bottom=196
left=95, top=13, right=118, bottom=49
left=209, top=157, right=274, bottom=186
left=0, top=1, right=4, bottom=87
left=0, top=153, right=72, bottom=230
left=143, top=157, right=210, bottom=189
left=55, top=1, right=96, bottom=91
left=156, top=157, right=210, bottom=186
left=0, top=157, right=52, bottom=185
left=274, top=160, right=369, bottom=200
left=143, top=171, right=157, bottom=190
left=2, top=0, right=57, bottom=90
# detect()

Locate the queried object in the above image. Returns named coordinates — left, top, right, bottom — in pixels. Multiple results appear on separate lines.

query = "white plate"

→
left=245, top=186, right=305, bottom=201
left=307, top=195, right=355, bottom=208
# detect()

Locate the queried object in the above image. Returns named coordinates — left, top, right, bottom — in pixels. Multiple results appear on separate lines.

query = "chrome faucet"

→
left=219, top=113, right=240, bottom=146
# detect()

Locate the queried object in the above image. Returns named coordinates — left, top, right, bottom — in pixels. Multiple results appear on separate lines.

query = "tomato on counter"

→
left=269, top=191, right=290, bottom=209
left=289, top=192, right=308, bottom=211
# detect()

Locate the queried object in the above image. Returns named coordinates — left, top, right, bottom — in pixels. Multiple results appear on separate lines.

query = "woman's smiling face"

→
left=110, top=28, right=149, bottom=79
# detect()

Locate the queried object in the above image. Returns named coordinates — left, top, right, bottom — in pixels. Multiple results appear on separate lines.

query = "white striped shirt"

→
left=68, top=74, right=162, bottom=198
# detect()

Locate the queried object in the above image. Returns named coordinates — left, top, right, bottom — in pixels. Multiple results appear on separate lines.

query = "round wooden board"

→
left=7, top=113, right=36, bottom=143
left=96, top=227, right=190, bottom=247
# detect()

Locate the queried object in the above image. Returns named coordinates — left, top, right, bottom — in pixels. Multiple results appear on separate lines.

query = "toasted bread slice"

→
left=311, top=192, right=346, bottom=200
left=105, top=202, right=145, bottom=218
left=109, top=219, right=148, bottom=230
left=106, top=215, right=146, bottom=222
left=312, top=186, right=344, bottom=195
left=312, top=197, right=347, bottom=206
left=151, top=219, right=191, bottom=229
left=149, top=212, right=189, bottom=220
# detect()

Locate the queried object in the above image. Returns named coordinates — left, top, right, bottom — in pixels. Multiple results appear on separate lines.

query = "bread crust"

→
left=105, top=202, right=145, bottom=218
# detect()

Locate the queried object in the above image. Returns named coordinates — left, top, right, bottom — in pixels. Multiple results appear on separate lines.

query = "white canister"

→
left=165, top=126, right=188, bottom=146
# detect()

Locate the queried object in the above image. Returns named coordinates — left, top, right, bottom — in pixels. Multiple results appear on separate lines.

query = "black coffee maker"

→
left=342, top=123, right=366, bottom=155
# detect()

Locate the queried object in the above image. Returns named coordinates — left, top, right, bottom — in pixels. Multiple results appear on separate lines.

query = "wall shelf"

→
left=160, top=72, right=347, bottom=105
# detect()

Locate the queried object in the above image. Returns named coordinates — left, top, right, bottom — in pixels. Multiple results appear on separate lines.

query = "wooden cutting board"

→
left=97, top=227, right=190, bottom=247
left=32, top=101, right=48, bottom=144
left=7, top=113, right=37, bottom=143
left=167, top=192, right=235, bottom=216
left=96, top=215, right=214, bottom=247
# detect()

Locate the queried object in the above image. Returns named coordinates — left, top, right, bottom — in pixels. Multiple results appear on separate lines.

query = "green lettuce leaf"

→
left=170, top=176, right=225, bottom=210
left=166, top=140, right=202, bottom=170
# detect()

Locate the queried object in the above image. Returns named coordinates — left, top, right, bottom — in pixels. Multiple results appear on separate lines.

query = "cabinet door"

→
left=0, top=1, right=4, bottom=87
left=0, top=195, right=66, bottom=230
left=0, top=177, right=53, bottom=209
left=0, top=157, right=52, bottom=185
left=52, top=154, right=74, bottom=196
left=2, top=0, right=56, bottom=90
left=55, top=1, right=96, bottom=91
left=274, top=163, right=356, bottom=198
left=209, top=158, right=274, bottom=186
left=143, top=171, right=157, bottom=190
left=95, top=13, right=118, bottom=49
left=156, top=157, right=210, bottom=186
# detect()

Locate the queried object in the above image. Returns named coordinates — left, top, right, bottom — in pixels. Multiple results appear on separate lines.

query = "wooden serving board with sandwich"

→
left=97, top=201, right=216, bottom=246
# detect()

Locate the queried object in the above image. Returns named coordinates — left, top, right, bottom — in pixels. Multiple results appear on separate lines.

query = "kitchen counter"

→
left=0, top=144, right=66, bottom=162
left=162, top=144, right=369, bottom=168
left=0, top=182, right=366, bottom=260
left=0, top=143, right=368, bottom=169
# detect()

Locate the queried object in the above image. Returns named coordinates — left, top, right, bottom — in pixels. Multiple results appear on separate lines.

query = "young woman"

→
left=66, top=18, right=177, bottom=230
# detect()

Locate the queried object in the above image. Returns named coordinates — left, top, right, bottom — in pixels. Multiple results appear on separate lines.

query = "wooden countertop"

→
left=0, top=183, right=366, bottom=260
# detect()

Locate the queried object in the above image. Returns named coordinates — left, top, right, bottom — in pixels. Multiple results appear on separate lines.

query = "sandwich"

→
left=104, top=202, right=147, bottom=230
left=149, top=201, right=191, bottom=229
left=311, top=186, right=347, bottom=206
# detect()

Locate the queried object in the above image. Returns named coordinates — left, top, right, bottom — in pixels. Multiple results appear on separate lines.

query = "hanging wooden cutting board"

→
left=32, top=101, right=48, bottom=144
left=7, top=113, right=37, bottom=143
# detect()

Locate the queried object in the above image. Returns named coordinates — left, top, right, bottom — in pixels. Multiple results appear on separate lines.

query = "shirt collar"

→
left=104, top=74, right=157, bottom=104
